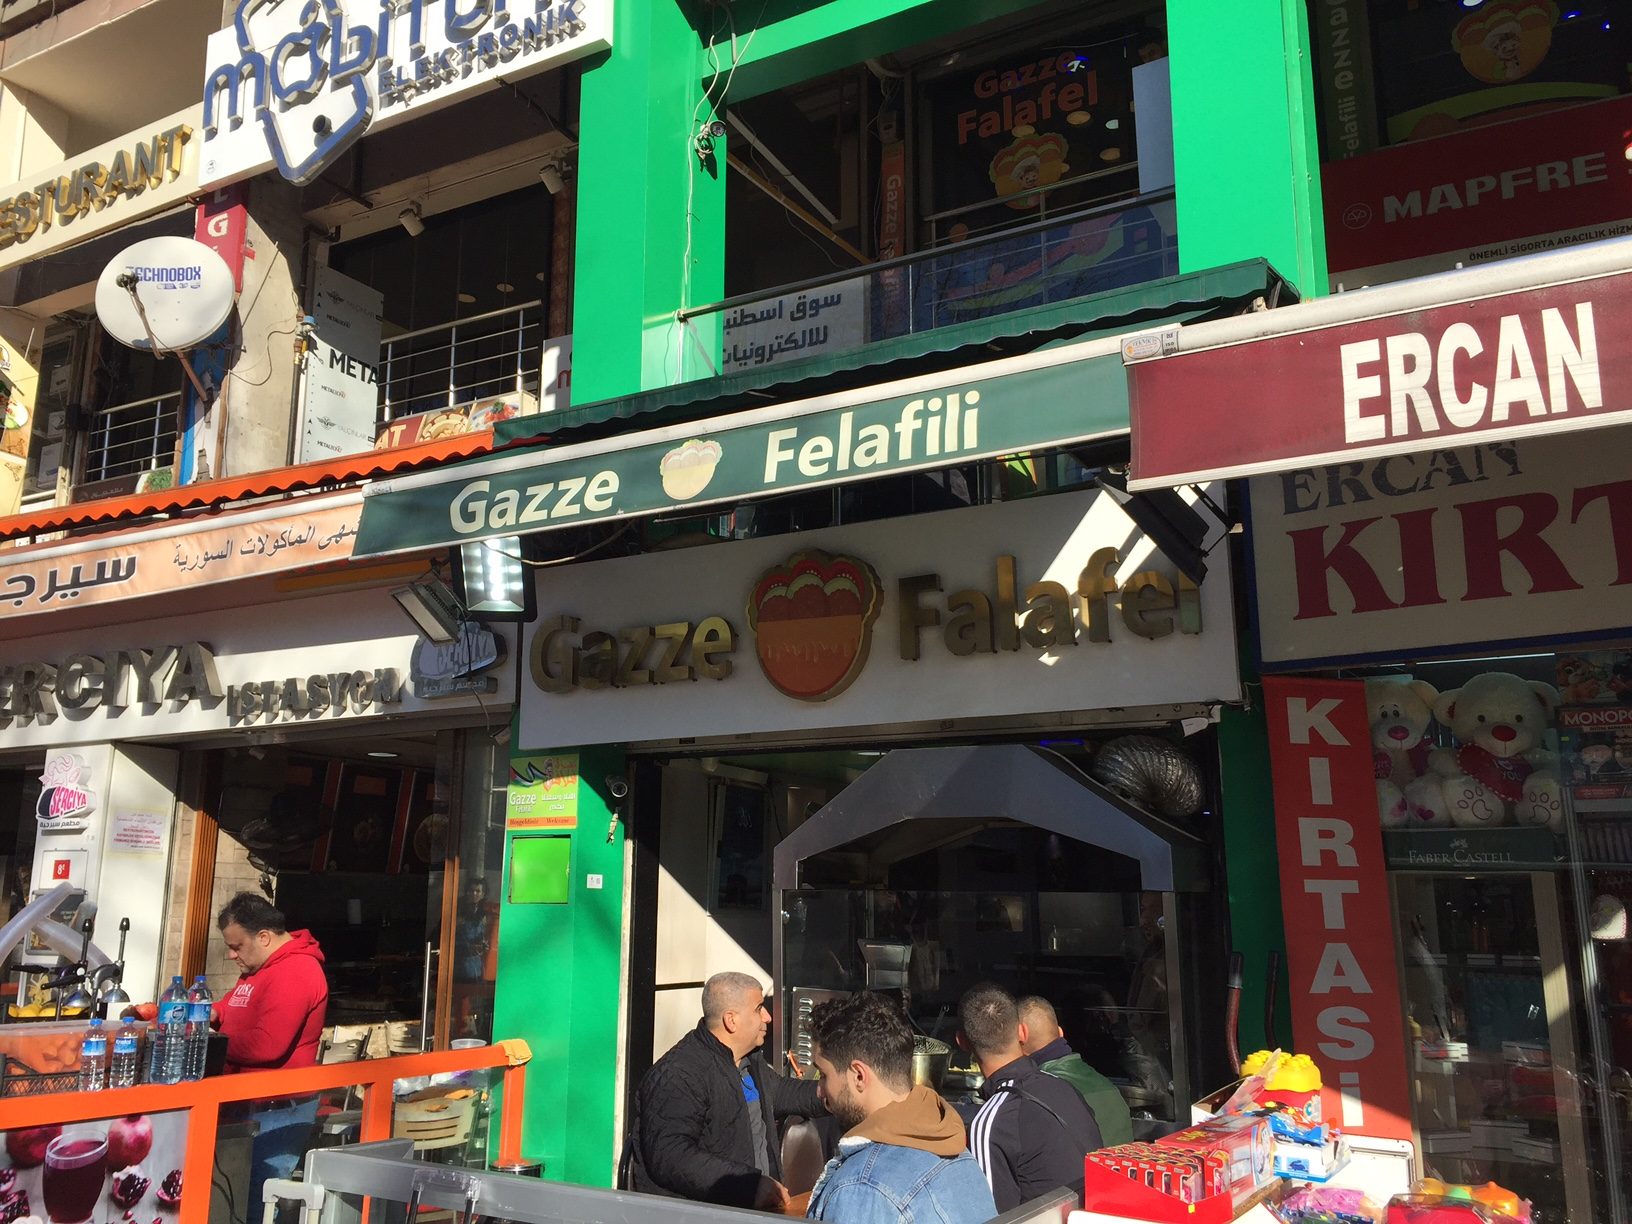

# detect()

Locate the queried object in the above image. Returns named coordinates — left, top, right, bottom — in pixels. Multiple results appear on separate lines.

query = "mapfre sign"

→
left=1249, top=426, right=1632, bottom=668
left=200, top=0, right=610, bottom=187
left=1127, top=253, right=1632, bottom=490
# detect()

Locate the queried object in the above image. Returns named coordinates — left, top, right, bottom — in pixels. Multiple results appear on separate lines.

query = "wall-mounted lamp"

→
left=538, top=162, right=566, bottom=195
left=391, top=573, right=464, bottom=643
left=1093, top=469, right=1213, bottom=585
left=399, top=203, right=426, bottom=237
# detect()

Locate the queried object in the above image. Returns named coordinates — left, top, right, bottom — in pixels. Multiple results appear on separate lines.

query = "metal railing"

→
left=680, top=190, right=1177, bottom=380
left=379, top=300, right=543, bottom=423
left=82, top=391, right=181, bottom=483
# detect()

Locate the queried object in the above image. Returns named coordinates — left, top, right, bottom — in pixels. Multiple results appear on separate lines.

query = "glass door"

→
left=1393, top=870, right=1596, bottom=1219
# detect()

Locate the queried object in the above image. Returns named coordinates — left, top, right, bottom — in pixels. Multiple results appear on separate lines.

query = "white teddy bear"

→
left=1429, top=672, right=1563, bottom=830
left=1365, top=677, right=1450, bottom=828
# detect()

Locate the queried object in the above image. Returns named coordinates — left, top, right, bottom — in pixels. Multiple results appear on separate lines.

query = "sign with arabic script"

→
left=721, top=279, right=866, bottom=373
left=0, top=497, right=360, bottom=619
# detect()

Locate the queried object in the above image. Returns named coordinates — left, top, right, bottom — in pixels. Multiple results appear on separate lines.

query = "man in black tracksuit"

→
left=628, top=971, right=825, bottom=1211
left=959, top=983, right=1102, bottom=1213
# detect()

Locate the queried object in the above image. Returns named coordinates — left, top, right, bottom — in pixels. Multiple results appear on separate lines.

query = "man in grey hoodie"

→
left=806, top=993, right=997, bottom=1224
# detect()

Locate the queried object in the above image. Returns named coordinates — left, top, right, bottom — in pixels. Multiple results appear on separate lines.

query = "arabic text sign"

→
left=355, top=346, right=1128, bottom=556
left=1128, top=269, right=1632, bottom=488
left=721, top=280, right=866, bottom=372
left=0, top=499, right=360, bottom=619
left=506, top=753, right=579, bottom=829
left=199, top=0, right=611, bottom=187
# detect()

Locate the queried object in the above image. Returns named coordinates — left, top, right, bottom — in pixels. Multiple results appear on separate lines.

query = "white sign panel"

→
left=200, top=0, right=612, bottom=188
left=721, top=278, right=867, bottom=373
left=0, top=587, right=514, bottom=749
left=1248, top=425, right=1632, bottom=667
left=519, top=487, right=1238, bottom=749
left=301, top=266, right=384, bottom=462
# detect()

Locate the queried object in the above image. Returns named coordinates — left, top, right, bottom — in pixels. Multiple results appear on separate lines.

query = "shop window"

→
left=1354, top=648, right=1632, bottom=1218
left=80, top=328, right=183, bottom=494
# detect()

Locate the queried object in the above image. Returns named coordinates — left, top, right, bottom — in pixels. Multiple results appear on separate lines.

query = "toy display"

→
left=1366, top=677, right=1449, bottom=828
left=1428, top=672, right=1563, bottom=830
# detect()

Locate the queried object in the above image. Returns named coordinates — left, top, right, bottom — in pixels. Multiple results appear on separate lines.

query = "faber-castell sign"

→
left=199, top=0, right=611, bottom=187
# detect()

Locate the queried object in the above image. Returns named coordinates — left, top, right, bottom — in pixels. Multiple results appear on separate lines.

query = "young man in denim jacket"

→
left=806, top=993, right=997, bottom=1224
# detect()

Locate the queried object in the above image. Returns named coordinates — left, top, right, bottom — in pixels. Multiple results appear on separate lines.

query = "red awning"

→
left=0, top=431, right=497, bottom=543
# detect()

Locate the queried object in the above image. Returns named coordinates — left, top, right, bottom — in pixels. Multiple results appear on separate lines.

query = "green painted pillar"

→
left=570, top=4, right=725, bottom=401
left=1218, top=702, right=1294, bottom=1056
left=492, top=745, right=628, bottom=1186
left=1167, top=0, right=1327, bottom=298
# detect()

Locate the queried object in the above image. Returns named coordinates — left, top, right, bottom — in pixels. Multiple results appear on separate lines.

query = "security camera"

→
left=606, top=775, right=630, bottom=800
left=705, top=119, right=728, bottom=139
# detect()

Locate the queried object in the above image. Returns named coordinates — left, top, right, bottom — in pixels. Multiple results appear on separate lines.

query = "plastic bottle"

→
left=110, top=1019, right=142, bottom=1088
left=183, top=976, right=213, bottom=1081
left=148, top=975, right=187, bottom=1085
left=77, top=1018, right=108, bottom=1092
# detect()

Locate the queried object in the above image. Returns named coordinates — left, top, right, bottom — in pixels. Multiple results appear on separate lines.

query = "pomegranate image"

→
left=156, top=1170, right=183, bottom=1209
left=108, top=1116, right=154, bottom=1171
left=4, top=1125, right=59, bottom=1169
left=111, top=1168, right=150, bottom=1210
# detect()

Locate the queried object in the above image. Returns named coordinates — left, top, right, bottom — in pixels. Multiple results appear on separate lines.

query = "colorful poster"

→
left=507, top=753, right=579, bottom=830
left=1555, top=652, right=1632, bottom=811
left=0, top=1110, right=189, bottom=1223
left=1265, top=675, right=1414, bottom=1141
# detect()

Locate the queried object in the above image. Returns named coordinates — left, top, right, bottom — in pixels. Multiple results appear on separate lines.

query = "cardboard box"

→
left=1156, top=1115, right=1272, bottom=1208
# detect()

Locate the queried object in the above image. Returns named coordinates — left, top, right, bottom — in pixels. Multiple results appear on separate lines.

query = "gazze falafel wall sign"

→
left=352, top=338, right=1130, bottom=558
left=517, top=486, right=1239, bottom=748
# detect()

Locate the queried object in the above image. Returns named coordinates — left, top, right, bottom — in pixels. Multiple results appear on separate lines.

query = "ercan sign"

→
left=1128, top=264, right=1632, bottom=489
left=199, top=0, right=611, bottom=187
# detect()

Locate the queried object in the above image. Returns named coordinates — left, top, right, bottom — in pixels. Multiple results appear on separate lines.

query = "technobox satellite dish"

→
left=95, top=236, right=235, bottom=352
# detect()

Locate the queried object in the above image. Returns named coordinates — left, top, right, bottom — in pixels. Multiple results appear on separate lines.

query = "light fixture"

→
left=457, top=291, right=477, bottom=304
left=455, top=535, right=534, bottom=620
left=1093, top=469, right=1212, bottom=585
left=539, top=162, right=566, bottom=194
left=496, top=281, right=515, bottom=294
left=391, top=573, right=464, bottom=643
left=367, top=751, right=399, bottom=759
left=399, top=203, right=426, bottom=237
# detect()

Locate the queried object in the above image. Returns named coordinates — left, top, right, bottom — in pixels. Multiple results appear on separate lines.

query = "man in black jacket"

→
left=958, top=983, right=1102, bottom=1213
left=629, top=971, right=825, bottom=1210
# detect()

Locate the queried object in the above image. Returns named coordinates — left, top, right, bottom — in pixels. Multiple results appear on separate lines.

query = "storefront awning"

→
left=357, top=260, right=1290, bottom=559
left=1126, top=236, right=1632, bottom=490
left=772, top=744, right=1211, bottom=894
left=494, top=259, right=1289, bottom=444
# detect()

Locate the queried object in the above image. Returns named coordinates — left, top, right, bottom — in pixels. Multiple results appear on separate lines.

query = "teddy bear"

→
left=1429, top=672, right=1563, bottom=830
left=1365, top=677, right=1449, bottom=828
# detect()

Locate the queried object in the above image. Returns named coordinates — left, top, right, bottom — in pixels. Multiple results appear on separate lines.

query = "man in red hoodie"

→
left=215, top=892, right=329, bottom=1214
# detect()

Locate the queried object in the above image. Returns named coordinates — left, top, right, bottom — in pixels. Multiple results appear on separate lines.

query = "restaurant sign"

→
left=1128, top=263, right=1632, bottom=489
left=354, top=341, right=1129, bottom=557
left=200, top=0, right=611, bottom=186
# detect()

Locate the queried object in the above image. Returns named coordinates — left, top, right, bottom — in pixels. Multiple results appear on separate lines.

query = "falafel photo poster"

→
left=1, top=1110, right=189, bottom=1224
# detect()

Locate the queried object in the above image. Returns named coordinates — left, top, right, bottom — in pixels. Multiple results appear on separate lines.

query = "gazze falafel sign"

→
left=353, top=340, right=1129, bottom=557
left=518, top=486, right=1238, bottom=747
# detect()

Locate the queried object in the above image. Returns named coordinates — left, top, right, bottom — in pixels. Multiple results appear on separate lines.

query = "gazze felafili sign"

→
left=200, top=0, right=611, bottom=187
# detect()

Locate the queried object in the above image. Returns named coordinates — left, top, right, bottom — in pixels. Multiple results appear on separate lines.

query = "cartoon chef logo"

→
left=36, top=753, right=96, bottom=827
left=747, top=551, right=881, bottom=702
left=1452, top=0, right=1557, bottom=85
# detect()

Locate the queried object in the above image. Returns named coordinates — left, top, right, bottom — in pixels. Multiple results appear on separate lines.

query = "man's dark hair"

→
left=959, top=982, right=1020, bottom=1057
left=217, top=891, right=287, bottom=935
left=809, top=992, right=914, bottom=1091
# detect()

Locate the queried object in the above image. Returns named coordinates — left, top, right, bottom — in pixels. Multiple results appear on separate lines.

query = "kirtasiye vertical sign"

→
left=200, top=0, right=610, bottom=187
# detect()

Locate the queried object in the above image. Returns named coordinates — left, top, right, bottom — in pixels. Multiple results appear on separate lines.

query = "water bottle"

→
left=148, top=975, right=187, bottom=1085
left=77, top=1019, right=108, bottom=1092
left=110, top=1019, right=142, bottom=1088
left=183, top=976, right=213, bottom=1081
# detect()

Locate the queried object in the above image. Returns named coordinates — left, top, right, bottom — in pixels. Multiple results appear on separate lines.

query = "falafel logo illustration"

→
left=990, top=131, right=1069, bottom=209
left=1453, top=1, right=1556, bottom=85
left=659, top=437, right=723, bottom=501
left=748, top=551, right=881, bottom=702
left=36, top=752, right=96, bottom=826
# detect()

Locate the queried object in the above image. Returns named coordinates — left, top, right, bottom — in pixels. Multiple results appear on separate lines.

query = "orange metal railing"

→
left=0, top=1040, right=531, bottom=1224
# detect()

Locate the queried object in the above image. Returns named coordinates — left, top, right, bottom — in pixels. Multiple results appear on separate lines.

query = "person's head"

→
left=217, top=892, right=291, bottom=974
left=809, top=992, right=915, bottom=1130
left=1016, top=995, right=1062, bottom=1055
left=702, top=971, right=770, bottom=1059
left=958, top=982, right=1022, bottom=1069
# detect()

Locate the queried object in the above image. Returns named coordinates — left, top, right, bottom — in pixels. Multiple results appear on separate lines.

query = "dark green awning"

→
left=495, top=258, right=1290, bottom=445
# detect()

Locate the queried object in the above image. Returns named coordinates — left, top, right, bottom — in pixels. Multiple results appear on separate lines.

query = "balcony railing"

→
left=680, top=190, right=1177, bottom=380
left=82, top=391, right=180, bottom=483
left=379, top=301, right=544, bottom=423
